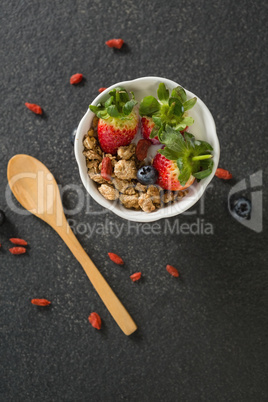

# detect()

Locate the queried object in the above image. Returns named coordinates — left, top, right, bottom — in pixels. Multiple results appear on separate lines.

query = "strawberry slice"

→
left=90, top=87, right=139, bottom=155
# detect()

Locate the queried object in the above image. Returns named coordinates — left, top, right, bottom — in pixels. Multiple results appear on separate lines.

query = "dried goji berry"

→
left=88, top=312, right=102, bottom=330
left=70, top=73, right=83, bottom=85
left=166, top=265, right=179, bottom=277
left=9, top=238, right=28, bottom=246
left=25, top=102, right=43, bottom=115
left=130, top=272, right=142, bottom=282
left=98, top=87, right=107, bottom=93
left=9, top=247, right=26, bottom=255
left=101, top=157, right=113, bottom=181
left=135, top=139, right=151, bottom=161
left=108, top=252, right=124, bottom=265
left=215, top=168, right=233, bottom=180
left=31, top=299, right=51, bottom=306
left=105, top=39, right=124, bottom=49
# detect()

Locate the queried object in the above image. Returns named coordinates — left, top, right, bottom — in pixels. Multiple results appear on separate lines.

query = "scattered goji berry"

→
left=25, top=102, right=43, bottom=115
left=130, top=272, right=142, bottom=282
left=135, top=139, right=151, bottom=161
left=105, top=39, right=124, bottom=49
left=108, top=252, right=124, bottom=265
left=9, top=247, right=26, bottom=255
left=101, top=157, right=113, bottom=181
left=166, top=265, right=179, bottom=277
left=70, top=73, right=83, bottom=85
left=215, top=168, right=233, bottom=180
left=98, top=87, right=107, bottom=93
left=31, top=299, right=51, bottom=306
left=88, top=312, right=102, bottom=330
left=9, top=238, right=28, bottom=246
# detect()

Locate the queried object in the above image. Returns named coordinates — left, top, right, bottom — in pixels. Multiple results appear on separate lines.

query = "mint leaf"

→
left=139, top=96, right=161, bottom=116
left=183, top=97, right=197, bottom=111
left=171, top=86, right=187, bottom=103
left=157, top=83, right=169, bottom=103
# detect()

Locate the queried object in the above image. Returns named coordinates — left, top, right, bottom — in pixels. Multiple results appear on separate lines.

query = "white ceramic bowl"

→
left=74, top=76, right=220, bottom=222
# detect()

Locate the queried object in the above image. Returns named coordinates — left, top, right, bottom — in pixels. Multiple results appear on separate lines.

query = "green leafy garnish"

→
left=89, top=87, right=138, bottom=120
left=158, top=125, right=214, bottom=186
left=139, top=83, right=197, bottom=139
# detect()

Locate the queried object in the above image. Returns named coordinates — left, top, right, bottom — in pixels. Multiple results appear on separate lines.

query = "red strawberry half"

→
left=153, top=153, right=195, bottom=191
left=141, top=116, right=160, bottom=145
left=90, top=87, right=139, bottom=155
left=153, top=125, right=214, bottom=191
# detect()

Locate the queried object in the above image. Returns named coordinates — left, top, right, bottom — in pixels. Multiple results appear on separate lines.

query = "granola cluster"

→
left=83, top=117, right=188, bottom=213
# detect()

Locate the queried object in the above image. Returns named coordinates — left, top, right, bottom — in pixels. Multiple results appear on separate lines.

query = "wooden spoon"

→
left=7, top=154, right=137, bottom=336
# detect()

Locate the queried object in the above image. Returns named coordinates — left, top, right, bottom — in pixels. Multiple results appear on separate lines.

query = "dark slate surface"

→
left=0, top=1, right=267, bottom=401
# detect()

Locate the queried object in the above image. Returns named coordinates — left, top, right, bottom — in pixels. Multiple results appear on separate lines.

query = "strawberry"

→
left=141, top=116, right=160, bottom=144
left=153, top=126, right=214, bottom=191
left=90, top=87, right=139, bottom=155
left=139, top=83, right=197, bottom=143
left=97, top=111, right=139, bottom=154
left=153, top=153, right=195, bottom=191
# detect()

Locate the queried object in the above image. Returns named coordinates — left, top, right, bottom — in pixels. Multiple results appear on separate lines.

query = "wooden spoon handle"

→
left=55, top=217, right=137, bottom=336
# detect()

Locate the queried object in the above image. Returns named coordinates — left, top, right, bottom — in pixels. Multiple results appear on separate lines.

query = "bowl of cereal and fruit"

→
left=74, top=77, right=220, bottom=222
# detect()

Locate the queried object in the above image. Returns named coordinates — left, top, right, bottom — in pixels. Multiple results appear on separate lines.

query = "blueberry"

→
left=0, top=209, right=5, bottom=226
left=232, top=197, right=251, bottom=219
left=137, top=166, right=158, bottom=185
left=70, top=128, right=77, bottom=145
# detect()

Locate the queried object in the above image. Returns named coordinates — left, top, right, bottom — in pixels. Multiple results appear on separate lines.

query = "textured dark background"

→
left=0, top=1, right=267, bottom=401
